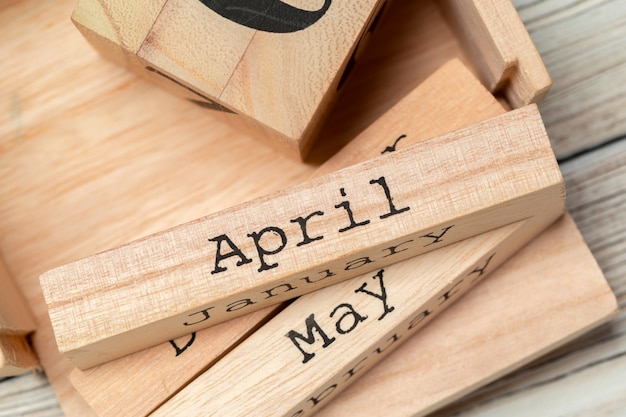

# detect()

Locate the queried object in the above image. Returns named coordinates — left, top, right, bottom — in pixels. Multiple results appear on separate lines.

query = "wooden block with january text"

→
left=72, top=0, right=388, bottom=159
left=68, top=60, right=517, bottom=416
left=40, top=102, right=565, bottom=370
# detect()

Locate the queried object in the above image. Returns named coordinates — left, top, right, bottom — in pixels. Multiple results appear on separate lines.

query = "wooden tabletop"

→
left=1, top=0, right=625, bottom=416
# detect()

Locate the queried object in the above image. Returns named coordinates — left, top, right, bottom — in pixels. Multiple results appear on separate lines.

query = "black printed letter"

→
left=286, top=314, right=336, bottom=364
left=247, top=226, right=288, bottom=272
left=209, top=234, right=253, bottom=274
left=355, top=269, right=395, bottom=320
left=369, top=176, right=410, bottom=219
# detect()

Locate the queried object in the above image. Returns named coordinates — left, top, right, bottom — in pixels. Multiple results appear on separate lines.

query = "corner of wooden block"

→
left=71, top=0, right=168, bottom=72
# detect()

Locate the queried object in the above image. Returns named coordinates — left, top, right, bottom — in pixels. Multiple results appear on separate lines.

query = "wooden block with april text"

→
left=41, top=101, right=565, bottom=369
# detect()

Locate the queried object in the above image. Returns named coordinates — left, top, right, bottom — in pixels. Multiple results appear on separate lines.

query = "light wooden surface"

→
left=0, top=335, right=40, bottom=378
left=1, top=1, right=626, bottom=416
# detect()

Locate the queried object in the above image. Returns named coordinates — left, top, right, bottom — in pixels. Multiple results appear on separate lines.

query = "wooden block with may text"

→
left=71, top=0, right=388, bottom=159
left=68, top=60, right=518, bottom=416
left=41, top=101, right=565, bottom=370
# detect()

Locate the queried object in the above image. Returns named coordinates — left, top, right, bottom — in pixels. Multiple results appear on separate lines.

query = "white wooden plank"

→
left=513, top=0, right=626, bottom=158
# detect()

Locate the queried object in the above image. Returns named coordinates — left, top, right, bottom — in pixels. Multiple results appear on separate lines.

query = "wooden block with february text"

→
left=68, top=60, right=516, bottom=416
left=0, top=335, right=39, bottom=377
left=317, top=214, right=618, bottom=417
left=72, top=0, right=387, bottom=159
left=40, top=102, right=565, bottom=370
left=67, top=58, right=615, bottom=414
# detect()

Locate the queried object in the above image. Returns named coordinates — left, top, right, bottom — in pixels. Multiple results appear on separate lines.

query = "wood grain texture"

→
left=0, top=0, right=463, bottom=413
left=71, top=0, right=168, bottom=72
left=40, top=104, right=564, bottom=370
left=67, top=59, right=512, bottom=417
left=433, top=133, right=626, bottom=417
left=72, top=0, right=548, bottom=159
left=151, top=219, right=536, bottom=416
left=0, top=0, right=499, bottom=413
left=148, top=61, right=563, bottom=416
left=0, top=257, right=38, bottom=377
left=107, top=0, right=384, bottom=158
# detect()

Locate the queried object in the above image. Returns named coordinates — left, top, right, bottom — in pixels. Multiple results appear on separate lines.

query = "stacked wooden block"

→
left=23, top=0, right=618, bottom=416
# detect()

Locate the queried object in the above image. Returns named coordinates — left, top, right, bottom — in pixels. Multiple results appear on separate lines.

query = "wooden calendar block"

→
left=0, top=257, right=36, bottom=336
left=72, top=0, right=387, bottom=159
left=0, top=335, right=39, bottom=377
left=69, top=59, right=517, bottom=416
left=40, top=101, right=565, bottom=370
left=317, top=214, right=618, bottom=417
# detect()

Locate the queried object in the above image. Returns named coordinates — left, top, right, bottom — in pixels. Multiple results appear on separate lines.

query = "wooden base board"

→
left=68, top=59, right=518, bottom=415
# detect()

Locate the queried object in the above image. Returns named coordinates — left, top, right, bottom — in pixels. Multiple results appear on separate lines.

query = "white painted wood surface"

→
left=1, top=0, right=626, bottom=415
